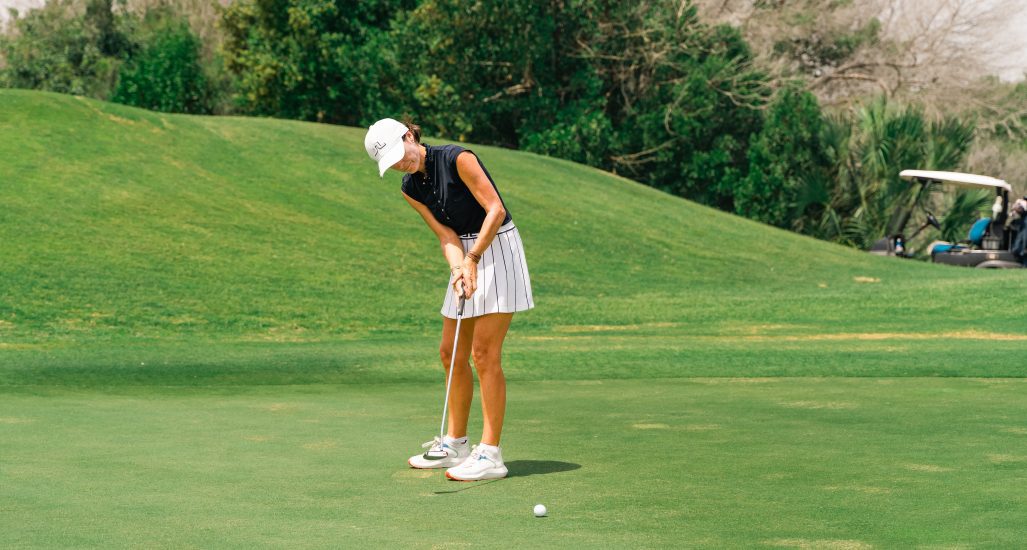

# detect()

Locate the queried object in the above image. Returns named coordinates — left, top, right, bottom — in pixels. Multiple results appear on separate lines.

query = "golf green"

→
left=3, top=378, right=1026, bottom=548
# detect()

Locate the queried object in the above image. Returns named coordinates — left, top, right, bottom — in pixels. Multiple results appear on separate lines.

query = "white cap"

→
left=364, top=118, right=410, bottom=177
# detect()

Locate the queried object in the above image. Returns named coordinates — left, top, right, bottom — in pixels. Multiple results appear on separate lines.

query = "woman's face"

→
left=390, top=132, right=422, bottom=174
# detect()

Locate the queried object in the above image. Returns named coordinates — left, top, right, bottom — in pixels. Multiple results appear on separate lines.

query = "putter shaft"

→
left=439, top=296, right=466, bottom=440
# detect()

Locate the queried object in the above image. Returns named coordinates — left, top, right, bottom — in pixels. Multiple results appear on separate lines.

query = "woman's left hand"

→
left=460, top=257, right=478, bottom=298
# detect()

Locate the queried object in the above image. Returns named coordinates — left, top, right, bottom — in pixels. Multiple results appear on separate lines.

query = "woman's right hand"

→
left=450, top=266, right=466, bottom=299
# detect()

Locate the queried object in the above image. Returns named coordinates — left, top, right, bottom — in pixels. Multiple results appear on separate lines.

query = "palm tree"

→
left=797, top=96, right=977, bottom=253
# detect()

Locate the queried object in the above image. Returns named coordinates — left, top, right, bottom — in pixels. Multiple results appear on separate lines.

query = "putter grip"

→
left=457, top=296, right=465, bottom=317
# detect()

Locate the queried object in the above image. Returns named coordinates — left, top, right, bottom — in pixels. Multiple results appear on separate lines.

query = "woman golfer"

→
left=364, top=118, right=534, bottom=481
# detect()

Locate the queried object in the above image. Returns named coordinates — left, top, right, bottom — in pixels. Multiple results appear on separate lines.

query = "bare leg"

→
left=471, top=313, right=513, bottom=446
left=440, top=315, right=476, bottom=439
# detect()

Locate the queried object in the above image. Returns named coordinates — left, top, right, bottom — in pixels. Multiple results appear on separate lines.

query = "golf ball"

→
left=533, top=504, right=547, bottom=517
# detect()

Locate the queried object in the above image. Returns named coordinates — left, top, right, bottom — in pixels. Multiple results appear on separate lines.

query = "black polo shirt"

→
left=401, top=144, right=512, bottom=236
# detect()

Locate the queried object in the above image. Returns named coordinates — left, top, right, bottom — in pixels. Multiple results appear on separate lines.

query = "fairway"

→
left=4, top=378, right=1027, bottom=548
left=2, top=90, right=1027, bottom=547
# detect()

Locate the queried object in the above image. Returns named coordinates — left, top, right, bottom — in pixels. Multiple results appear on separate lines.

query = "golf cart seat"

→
left=900, top=170, right=1022, bottom=268
left=929, top=218, right=990, bottom=255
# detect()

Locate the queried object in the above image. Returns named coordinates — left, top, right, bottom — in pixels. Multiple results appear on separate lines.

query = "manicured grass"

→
left=1, top=330, right=1027, bottom=388
left=2, top=90, right=1027, bottom=547
left=3, top=378, right=1027, bottom=548
left=2, top=89, right=1024, bottom=347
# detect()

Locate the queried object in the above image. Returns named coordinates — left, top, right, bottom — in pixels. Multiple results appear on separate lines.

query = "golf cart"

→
left=869, top=170, right=1025, bottom=268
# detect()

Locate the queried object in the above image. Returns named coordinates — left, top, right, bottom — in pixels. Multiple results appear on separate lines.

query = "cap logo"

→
left=372, top=140, right=389, bottom=159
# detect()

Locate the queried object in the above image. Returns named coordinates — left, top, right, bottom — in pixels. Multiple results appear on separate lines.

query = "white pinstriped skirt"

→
left=442, top=221, right=535, bottom=319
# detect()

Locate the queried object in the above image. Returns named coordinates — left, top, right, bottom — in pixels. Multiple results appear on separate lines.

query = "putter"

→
left=423, top=292, right=466, bottom=460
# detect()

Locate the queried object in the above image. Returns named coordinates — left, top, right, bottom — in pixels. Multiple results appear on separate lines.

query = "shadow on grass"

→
left=506, top=460, right=581, bottom=478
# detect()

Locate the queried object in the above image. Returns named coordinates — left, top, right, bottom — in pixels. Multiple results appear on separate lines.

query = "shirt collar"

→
left=414, top=143, right=434, bottom=185
left=423, top=143, right=434, bottom=174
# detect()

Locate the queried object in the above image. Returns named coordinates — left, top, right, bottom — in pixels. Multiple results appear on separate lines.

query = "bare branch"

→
left=609, top=139, right=676, bottom=167
left=692, top=0, right=1026, bottom=112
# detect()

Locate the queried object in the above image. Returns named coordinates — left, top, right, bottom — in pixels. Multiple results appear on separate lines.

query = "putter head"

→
left=423, top=448, right=449, bottom=460
left=421, top=436, right=450, bottom=460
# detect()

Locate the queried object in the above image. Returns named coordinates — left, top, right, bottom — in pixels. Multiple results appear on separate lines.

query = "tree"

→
left=807, top=96, right=977, bottom=250
left=694, top=0, right=1027, bottom=218
left=388, top=0, right=601, bottom=146
left=112, top=14, right=214, bottom=114
left=0, top=0, right=127, bottom=98
left=85, top=0, right=130, bottom=57
left=695, top=0, right=1025, bottom=111
left=735, top=85, right=828, bottom=228
left=577, top=1, right=770, bottom=211
left=1, top=0, right=227, bottom=112
left=391, top=1, right=770, bottom=211
left=220, top=0, right=416, bottom=123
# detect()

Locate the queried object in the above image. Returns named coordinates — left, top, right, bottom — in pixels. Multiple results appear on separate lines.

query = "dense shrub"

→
left=112, top=16, right=214, bottom=114
left=0, top=0, right=127, bottom=97
left=1, top=0, right=223, bottom=113
left=220, top=0, right=416, bottom=123
left=735, top=86, right=829, bottom=229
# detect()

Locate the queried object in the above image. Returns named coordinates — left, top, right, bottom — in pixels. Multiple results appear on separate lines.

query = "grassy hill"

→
left=1, top=89, right=1025, bottom=384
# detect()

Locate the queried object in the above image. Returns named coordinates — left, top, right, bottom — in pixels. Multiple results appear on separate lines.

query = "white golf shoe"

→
left=408, top=436, right=470, bottom=469
left=445, top=444, right=508, bottom=481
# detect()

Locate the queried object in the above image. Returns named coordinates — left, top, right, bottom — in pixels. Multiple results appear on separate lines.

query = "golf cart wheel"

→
left=975, top=260, right=1023, bottom=269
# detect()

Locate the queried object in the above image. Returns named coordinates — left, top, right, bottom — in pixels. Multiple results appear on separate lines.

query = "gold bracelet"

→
left=466, top=251, right=481, bottom=264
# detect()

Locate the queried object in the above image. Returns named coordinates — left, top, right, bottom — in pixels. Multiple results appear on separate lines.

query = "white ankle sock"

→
left=477, top=442, right=500, bottom=453
left=443, top=435, right=468, bottom=446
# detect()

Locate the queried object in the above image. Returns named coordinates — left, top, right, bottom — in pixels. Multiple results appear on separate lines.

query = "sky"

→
left=993, top=2, right=1027, bottom=81
left=1, top=0, right=1026, bottom=81
left=0, top=0, right=37, bottom=22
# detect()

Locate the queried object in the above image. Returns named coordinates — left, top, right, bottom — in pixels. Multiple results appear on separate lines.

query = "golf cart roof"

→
left=900, top=170, right=1012, bottom=192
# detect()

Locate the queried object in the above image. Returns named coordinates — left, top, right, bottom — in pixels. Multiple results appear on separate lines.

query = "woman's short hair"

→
left=403, top=119, right=422, bottom=143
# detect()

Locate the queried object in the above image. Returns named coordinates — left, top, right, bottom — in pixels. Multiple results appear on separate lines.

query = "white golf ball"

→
left=533, top=504, right=547, bottom=517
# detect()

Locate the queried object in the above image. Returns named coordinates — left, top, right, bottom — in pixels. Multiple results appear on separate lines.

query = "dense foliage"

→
left=0, top=0, right=127, bottom=98
left=809, top=97, right=978, bottom=250
left=112, top=15, right=215, bottom=114
left=735, top=85, right=827, bottom=228
left=1, top=0, right=218, bottom=113
left=0, top=0, right=999, bottom=252
left=220, top=0, right=415, bottom=123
